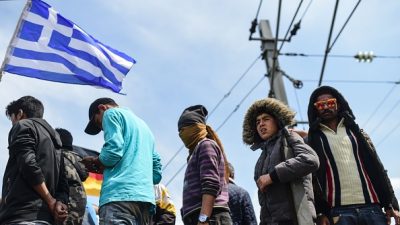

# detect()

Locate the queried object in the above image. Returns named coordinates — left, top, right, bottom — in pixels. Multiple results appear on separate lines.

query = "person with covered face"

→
left=178, top=105, right=232, bottom=225
left=242, top=98, right=319, bottom=225
left=307, top=86, right=400, bottom=225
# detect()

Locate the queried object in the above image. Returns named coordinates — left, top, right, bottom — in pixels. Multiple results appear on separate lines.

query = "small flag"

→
left=83, top=172, right=103, bottom=197
left=0, top=0, right=135, bottom=93
left=72, top=145, right=102, bottom=197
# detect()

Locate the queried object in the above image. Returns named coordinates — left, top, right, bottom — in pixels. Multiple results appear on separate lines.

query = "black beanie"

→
left=56, top=128, right=73, bottom=151
left=177, top=105, right=208, bottom=131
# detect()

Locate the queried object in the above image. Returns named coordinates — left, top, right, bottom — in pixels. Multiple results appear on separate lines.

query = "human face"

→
left=256, top=113, right=278, bottom=141
left=315, top=94, right=338, bottom=121
left=92, top=106, right=106, bottom=131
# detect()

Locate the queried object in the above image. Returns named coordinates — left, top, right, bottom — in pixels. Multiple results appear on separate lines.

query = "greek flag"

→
left=0, top=0, right=136, bottom=93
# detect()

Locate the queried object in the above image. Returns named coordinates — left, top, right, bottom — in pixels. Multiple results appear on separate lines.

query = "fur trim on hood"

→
left=242, top=98, right=296, bottom=146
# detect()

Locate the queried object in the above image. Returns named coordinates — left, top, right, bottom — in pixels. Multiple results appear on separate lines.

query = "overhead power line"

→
left=208, top=54, right=262, bottom=117
left=362, top=84, right=398, bottom=128
left=278, top=0, right=304, bottom=52
left=376, top=119, right=400, bottom=147
left=165, top=74, right=267, bottom=187
left=216, top=74, right=267, bottom=131
left=280, top=52, right=400, bottom=60
left=301, top=79, right=400, bottom=84
left=318, top=0, right=362, bottom=86
left=249, top=0, right=265, bottom=40
left=162, top=54, right=262, bottom=171
left=369, top=97, right=400, bottom=136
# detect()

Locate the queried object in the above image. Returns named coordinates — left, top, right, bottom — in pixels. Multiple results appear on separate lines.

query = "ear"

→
left=98, top=104, right=107, bottom=111
left=18, top=109, right=26, bottom=119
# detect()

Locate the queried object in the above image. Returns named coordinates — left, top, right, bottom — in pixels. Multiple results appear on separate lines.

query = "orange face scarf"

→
left=179, top=123, right=207, bottom=154
left=179, top=123, right=230, bottom=182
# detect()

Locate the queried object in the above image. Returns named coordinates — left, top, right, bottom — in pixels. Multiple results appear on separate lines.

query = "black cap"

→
left=177, top=105, right=208, bottom=131
left=85, top=97, right=116, bottom=135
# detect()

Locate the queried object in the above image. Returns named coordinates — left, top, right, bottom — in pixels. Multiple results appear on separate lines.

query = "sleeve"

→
left=8, top=122, right=45, bottom=186
left=99, top=110, right=124, bottom=167
left=153, top=149, right=162, bottom=185
left=198, top=140, right=222, bottom=197
left=273, top=131, right=320, bottom=183
left=361, top=130, right=399, bottom=210
left=55, top=151, right=69, bottom=204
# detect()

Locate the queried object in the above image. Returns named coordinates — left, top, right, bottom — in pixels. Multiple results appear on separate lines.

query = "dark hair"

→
left=228, top=162, right=235, bottom=179
left=5, top=96, right=44, bottom=119
left=55, top=128, right=73, bottom=151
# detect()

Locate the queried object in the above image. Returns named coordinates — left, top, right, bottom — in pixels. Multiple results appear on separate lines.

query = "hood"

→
left=242, top=98, right=295, bottom=146
left=307, top=86, right=355, bottom=130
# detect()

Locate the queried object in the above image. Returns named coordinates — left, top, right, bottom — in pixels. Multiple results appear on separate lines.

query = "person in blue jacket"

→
left=82, top=97, right=162, bottom=225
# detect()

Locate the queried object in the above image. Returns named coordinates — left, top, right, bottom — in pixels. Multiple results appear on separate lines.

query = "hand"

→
left=81, top=156, right=104, bottom=174
left=46, top=197, right=57, bottom=214
left=53, top=201, right=68, bottom=223
left=288, top=128, right=308, bottom=138
left=386, top=208, right=400, bottom=225
left=316, top=214, right=330, bottom=225
left=256, top=174, right=272, bottom=192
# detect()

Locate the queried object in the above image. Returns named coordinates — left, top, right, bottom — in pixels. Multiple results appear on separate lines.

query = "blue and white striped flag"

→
left=0, top=0, right=136, bottom=93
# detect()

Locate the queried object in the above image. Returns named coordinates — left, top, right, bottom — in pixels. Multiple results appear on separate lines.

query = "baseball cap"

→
left=85, top=97, right=116, bottom=135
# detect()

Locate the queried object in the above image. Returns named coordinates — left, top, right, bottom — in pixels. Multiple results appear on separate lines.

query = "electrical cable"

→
left=368, top=97, right=400, bottom=136
left=362, top=84, right=398, bottom=128
left=301, top=79, right=400, bottom=84
left=163, top=54, right=262, bottom=171
left=164, top=74, right=267, bottom=187
left=299, top=0, right=314, bottom=21
left=376, top=119, right=400, bottom=147
left=329, top=0, right=361, bottom=51
left=208, top=54, right=262, bottom=117
left=268, top=0, right=282, bottom=98
left=278, top=0, right=304, bottom=52
left=280, top=52, right=400, bottom=59
left=216, top=74, right=267, bottom=131
left=318, top=0, right=339, bottom=87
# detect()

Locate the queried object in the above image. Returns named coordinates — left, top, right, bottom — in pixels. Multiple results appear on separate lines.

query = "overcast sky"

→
left=0, top=0, right=399, bottom=223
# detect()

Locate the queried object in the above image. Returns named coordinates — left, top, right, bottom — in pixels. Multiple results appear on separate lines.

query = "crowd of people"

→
left=0, top=85, right=398, bottom=225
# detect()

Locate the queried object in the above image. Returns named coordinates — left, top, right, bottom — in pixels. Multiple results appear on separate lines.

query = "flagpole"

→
left=0, top=0, right=31, bottom=81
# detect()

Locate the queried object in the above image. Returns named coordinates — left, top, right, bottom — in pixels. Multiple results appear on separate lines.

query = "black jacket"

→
left=0, top=118, right=69, bottom=224
left=307, top=86, right=399, bottom=216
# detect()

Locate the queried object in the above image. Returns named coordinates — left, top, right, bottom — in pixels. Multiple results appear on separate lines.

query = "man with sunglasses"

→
left=307, top=86, right=399, bottom=225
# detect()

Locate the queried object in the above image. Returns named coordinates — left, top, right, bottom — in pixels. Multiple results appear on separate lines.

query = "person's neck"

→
left=321, top=117, right=339, bottom=132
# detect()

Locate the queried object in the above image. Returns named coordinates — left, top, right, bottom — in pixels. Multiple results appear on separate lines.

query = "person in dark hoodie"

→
left=0, top=96, right=69, bottom=225
left=242, top=98, right=319, bottom=225
left=307, top=86, right=400, bottom=225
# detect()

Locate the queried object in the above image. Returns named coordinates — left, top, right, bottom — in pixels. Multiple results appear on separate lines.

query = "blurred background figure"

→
left=56, top=128, right=89, bottom=225
left=227, top=163, right=257, bottom=225
left=152, top=184, right=176, bottom=225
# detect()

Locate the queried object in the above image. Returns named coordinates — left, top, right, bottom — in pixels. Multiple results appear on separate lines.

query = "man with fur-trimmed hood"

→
left=307, top=86, right=400, bottom=225
left=243, top=98, right=319, bottom=225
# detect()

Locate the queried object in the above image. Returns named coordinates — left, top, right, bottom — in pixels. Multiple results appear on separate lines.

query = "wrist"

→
left=198, top=213, right=209, bottom=224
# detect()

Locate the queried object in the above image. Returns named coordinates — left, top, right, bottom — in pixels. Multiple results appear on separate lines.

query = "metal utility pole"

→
left=258, top=20, right=288, bottom=105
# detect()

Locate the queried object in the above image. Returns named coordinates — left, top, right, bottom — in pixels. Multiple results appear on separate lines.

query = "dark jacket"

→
left=243, top=98, right=319, bottom=225
left=0, top=118, right=69, bottom=224
left=228, top=181, right=257, bottom=225
left=307, top=86, right=399, bottom=216
left=254, top=130, right=319, bottom=225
